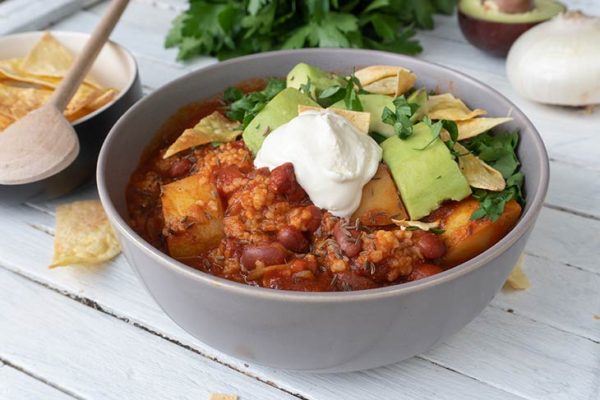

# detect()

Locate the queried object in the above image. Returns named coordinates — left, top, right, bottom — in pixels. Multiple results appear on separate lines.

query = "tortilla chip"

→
left=0, top=111, right=14, bottom=131
left=0, top=83, right=52, bottom=120
left=164, top=112, right=241, bottom=158
left=391, top=219, right=441, bottom=231
left=20, top=32, right=74, bottom=77
left=427, top=93, right=487, bottom=121
left=457, top=117, right=513, bottom=140
left=359, top=67, right=416, bottom=96
left=86, top=88, right=118, bottom=111
left=298, top=105, right=371, bottom=134
left=50, top=200, right=121, bottom=268
left=504, top=255, right=530, bottom=290
left=208, top=394, right=238, bottom=400
left=455, top=142, right=506, bottom=191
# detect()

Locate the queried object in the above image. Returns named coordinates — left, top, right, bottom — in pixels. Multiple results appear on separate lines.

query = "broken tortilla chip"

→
left=298, top=105, right=371, bottom=134
left=455, top=142, right=506, bottom=191
left=356, top=66, right=416, bottom=96
left=503, top=255, right=530, bottom=290
left=457, top=117, right=513, bottom=140
left=427, top=93, right=487, bottom=121
left=50, top=200, right=121, bottom=268
left=208, top=394, right=238, bottom=400
left=164, top=112, right=241, bottom=158
left=391, top=219, right=441, bottom=232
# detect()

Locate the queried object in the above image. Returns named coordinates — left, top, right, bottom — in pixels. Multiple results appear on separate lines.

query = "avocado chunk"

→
left=407, top=89, right=429, bottom=123
left=287, top=63, right=344, bottom=97
left=243, top=88, right=318, bottom=154
left=333, top=94, right=395, bottom=137
left=381, top=122, right=471, bottom=220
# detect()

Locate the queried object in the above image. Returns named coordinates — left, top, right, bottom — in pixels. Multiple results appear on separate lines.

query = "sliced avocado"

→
left=459, top=0, right=564, bottom=23
left=242, top=88, right=318, bottom=154
left=381, top=122, right=471, bottom=220
left=333, top=94, right=395, bottom=137
left=407, top=89, right=429, bottom=123
left=286, top=63, right=344, bottom=97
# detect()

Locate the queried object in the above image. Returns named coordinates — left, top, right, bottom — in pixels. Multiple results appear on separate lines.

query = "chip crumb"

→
left=209, top=394, right=238, bottom=400
left=50, top=200, right=121, bottom=268
left=593, top=315, right=600, bottom=320
left=503, top=255, right=530, bottom=290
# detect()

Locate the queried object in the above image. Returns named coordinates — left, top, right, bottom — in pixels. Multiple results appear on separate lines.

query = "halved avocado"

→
left=458, top=0, right=565, bottom=57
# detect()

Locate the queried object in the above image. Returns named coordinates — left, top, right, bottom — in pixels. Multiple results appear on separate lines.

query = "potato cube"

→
left=436, top=197, right=522, bottom=267
left=161, top=174, right=224, bottom=258
left=352, top=164, right=408, bottom=226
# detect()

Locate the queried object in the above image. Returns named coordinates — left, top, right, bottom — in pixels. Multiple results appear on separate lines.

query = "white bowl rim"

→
left=0, top=30, right=138, bottom=125
left=97, top=48, right=549, bottom=303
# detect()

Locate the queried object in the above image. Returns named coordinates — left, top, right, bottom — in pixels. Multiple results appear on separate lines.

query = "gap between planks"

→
left=0, top=357, right=84, bottom=400
left=0, top=263, right=531, bottom=400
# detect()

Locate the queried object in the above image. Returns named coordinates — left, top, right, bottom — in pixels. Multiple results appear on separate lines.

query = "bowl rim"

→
left=0, top=30, right=138, bottom=126
left=97, top=48, right=549, bottom=303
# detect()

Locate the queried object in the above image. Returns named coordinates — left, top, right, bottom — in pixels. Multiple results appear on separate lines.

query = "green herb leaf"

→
left=225, top=78, right=285, bottom=129
left=381, top=95, right=420, bottom=139
left=466, top=131, right=526, bottom=221
left=165, top=0, right=455, bottom=61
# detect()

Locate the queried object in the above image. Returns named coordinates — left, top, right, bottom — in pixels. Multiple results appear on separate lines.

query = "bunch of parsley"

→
left=166, top=0, right=456, bottom=61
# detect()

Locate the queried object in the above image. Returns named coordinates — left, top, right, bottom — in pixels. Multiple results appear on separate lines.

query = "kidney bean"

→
left=333, top=220, right=362, bottom=258
left=277, top=226, right=309, bottom=253
left=304, top=205, right=322, bottom=233
left=240, top=243, right=287, bottom=270
left=167, top=158, right=192, bottom=178
left=269, top=163, right=307, bottom=202
left=415, top=231, right=447, bottom=259
left=408, top=263, right=443, bottom=281
left=215, top=165, right=243, bottom=197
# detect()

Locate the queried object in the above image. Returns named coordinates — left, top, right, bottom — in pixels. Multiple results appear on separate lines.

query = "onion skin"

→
left=506, top=12, right=600, bottom=106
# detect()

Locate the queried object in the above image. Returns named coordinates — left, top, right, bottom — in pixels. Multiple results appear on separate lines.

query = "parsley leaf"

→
left=381, top=95, right=419, bottom=139
left=224, top=79, right=285, bottom=129
left=464, top=131, right=526, bottom=221
left=317, top=72, right=363, bottom=110
left=166, top=1, right=455, bottom=61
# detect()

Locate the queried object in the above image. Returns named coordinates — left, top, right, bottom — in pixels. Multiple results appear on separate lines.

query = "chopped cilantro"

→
left=463, top=131, right=525, bottom=221
left=224, top=79, right=285, bottom=129
left=381, top=95, right=420, bottom=139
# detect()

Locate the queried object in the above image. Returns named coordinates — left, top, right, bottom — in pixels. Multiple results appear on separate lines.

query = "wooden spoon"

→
left=0, top=0, right=129, bottom=185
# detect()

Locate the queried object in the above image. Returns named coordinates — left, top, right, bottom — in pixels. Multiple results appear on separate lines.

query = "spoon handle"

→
left=48, top=0, right=129, bottom=111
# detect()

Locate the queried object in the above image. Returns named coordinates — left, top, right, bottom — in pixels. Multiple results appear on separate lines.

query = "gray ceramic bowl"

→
left=97, top=49, right=549, bottom=372
left=0, top=31, right=142, bottom=202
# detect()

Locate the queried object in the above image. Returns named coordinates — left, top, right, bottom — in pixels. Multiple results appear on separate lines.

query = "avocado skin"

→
left=381, top=122, right=471, bottom=220
left=242, top=88, right=318, bottom=154
left=286, top=63, right=345, bottom=97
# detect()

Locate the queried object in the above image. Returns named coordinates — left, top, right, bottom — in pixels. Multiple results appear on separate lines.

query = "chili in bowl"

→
left=98, top=49, right=548, bottom=372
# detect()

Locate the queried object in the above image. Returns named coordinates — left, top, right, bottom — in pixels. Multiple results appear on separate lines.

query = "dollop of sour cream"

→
left=254, top=110, right=382, bottom=217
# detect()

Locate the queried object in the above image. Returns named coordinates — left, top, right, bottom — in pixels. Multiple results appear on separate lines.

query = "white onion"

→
left=506, top=11, right=600, bottom=106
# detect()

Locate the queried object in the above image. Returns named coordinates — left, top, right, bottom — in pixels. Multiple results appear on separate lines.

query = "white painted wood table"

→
left=1, top=0, right=599, bottom=399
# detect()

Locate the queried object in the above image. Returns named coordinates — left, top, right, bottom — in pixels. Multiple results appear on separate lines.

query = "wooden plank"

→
left=0, top=268, right=299, bottom=400
left=0, top=363, right=76, bottom=400
left=0, top=198, right=597, bottom=399
left=527, top=207, right=600, bottom=275
left=496, top=253, right=600, bottom=342
left=422, top=306, right=600, bottom=400
left=0, top=0, right=100, bottom=35
left=545, top=162, right=600, bottom=219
